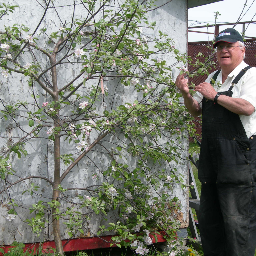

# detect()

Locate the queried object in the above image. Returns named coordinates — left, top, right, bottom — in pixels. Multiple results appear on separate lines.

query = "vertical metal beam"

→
left=242, top=23, right=246, bottom=38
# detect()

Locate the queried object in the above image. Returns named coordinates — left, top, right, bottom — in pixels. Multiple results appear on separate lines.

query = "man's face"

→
left=216, top=42, right=245, bottom=70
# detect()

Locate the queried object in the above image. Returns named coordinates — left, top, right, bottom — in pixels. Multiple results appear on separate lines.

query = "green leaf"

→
left=29, top=120, right=34, bottom=127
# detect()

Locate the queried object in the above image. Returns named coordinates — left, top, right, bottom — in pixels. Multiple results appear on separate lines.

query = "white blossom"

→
left=131, top=240, right=138, bottom=247
left=144, top=235, right=153, bottom=245
left=2, top=70, right=8, bottom=78
left=71, top=133, right=78, bottom=139
left=108, top=187, right=118, bottom=197
left=137, top=55, right=143, bottom=60
left=1, top=44, right=10, bottom=51
left=74, top=48, right=85, bottom=57
left=146, top=82, right=152, bottom=89
left=79, top=101, right=88, bottom=109
left=6, top=214, right=16, bottom=221
left=125, top=191, right=133, bottom=199
left=69, top=124, right=75, bottom=130
left=115, top=49, right=121, bottom=56
left=126, top=206, right=133, bottom=214
left=35, top=118, right=41, bottom=124
left=144, top=248, right=149, bottom=254
left=136, top=39, right=141, bottom=45
left=131, top=78, right=139, bottom=85
left=47, top=127, right=54, bottom=135
left=103, top=85, right=108, bottom=92
left=167, top=175, right=173, bottom=181
left=25, top=35, right=34, bottom=43
left=178, top=66, right=188, bottom=72
left=145, top=230, right=150, bottom=235
left=135, top=246, right=145, bottom=255
left=81, top=124, right=92, bottom=134
left=76, top=140, right=87, bottom=151
left=89, top=119, right=96, bottom=127
left=24, top=63, right=31, bottom=69
left=135, top=245, right=149, bottom=255
left=137, top=27, right=143, bottom=33
left=133, top=222, right=143, bottom=232
left=6, top=164, right=11, bottom=170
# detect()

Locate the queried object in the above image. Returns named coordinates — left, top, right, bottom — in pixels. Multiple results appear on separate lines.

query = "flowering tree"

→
left=0, top=0, right=197, bottom=255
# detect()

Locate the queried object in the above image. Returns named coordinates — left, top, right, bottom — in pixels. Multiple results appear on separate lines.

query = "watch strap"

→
left=214, top=92, right=221, bottom=104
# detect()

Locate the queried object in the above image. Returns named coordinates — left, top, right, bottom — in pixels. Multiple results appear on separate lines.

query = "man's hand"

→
left=174, top=73, right=201, bottom=117
left=175, top=73, right=189, bottom=95
left=194, top=82, right=217, bottom=101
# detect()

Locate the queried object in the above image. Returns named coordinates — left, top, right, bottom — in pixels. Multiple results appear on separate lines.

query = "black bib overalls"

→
left=197, top=68, right=256, bottom=256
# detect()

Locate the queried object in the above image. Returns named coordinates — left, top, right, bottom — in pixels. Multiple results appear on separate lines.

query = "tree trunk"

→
left=52, top=126, right=64, bottom=255
left=51, top=48, right=64, bottom=255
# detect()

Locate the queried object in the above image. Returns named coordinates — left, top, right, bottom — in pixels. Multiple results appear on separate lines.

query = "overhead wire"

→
left=233, top=0, right=256, bottom=36
left=233, top=0, right=248, bottom=27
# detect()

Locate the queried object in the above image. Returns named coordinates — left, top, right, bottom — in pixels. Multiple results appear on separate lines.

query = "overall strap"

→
left=210, top=66, right=251, bottom=86
left=228, top=65, right=252, bottom=92
left=232, top=65, right=252, bottom=85
left=210, top=70, right=221, bottom=85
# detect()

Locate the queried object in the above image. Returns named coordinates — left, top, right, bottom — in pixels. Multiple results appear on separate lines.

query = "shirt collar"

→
left=227, top=61, right=248, bottom=79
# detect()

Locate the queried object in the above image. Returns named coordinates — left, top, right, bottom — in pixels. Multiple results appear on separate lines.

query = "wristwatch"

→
left=214, top=92, right=221, bottom=104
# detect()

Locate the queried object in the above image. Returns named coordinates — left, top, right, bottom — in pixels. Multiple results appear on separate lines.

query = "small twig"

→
left=0, top=176, right=53, bottom=195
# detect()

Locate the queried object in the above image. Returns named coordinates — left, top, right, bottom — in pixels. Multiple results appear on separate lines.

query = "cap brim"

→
left=213, top=38, right=238, bottom=48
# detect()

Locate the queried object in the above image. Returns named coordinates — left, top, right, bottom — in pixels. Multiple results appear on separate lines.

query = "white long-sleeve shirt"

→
left=194, top=61, right=256, bottom=138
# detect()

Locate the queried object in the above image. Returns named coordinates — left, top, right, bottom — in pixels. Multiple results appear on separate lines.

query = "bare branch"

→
left=66, top=185, right=101, bottom=191
left=13, top=0, right=52, bottom=62
left=0, top=176, right=53, bottom=195
left=60, top=131, right=109, bottom=182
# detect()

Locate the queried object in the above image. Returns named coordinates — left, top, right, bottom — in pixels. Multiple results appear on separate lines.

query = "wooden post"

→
left=214, top=24, right=219, bottom=38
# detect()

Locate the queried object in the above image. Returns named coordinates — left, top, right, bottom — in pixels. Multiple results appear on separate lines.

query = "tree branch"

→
left=13, top=0, right=52, bottom=62
left=0, top=176, right=53, bottom=195
left=60, top=131, right=109, bottom=182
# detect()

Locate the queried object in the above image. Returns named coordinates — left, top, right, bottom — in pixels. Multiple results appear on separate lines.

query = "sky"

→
left=188, top=0, right=256, bottom=42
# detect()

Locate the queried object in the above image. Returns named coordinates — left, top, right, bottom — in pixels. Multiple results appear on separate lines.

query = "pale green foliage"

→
left=0, top=156, right=13, bottom=179
left=0, top=242, right=56, bottom=256
left=26, top=201, right=47, bottom=236
left=0, top=3, right=18, bottom=19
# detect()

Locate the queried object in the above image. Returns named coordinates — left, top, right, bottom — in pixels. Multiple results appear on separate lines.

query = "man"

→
left=176, top=28, right=256, bottom=256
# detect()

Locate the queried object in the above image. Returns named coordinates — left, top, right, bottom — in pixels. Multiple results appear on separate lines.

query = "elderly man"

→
left=176, top=28, right=256, bottom=256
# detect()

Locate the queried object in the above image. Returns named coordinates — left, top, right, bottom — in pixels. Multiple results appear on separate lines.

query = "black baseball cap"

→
left=213, top=28, right=243, bottom=48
